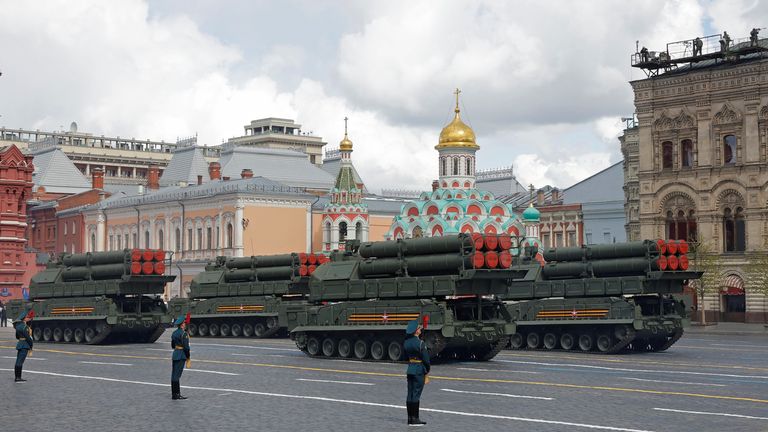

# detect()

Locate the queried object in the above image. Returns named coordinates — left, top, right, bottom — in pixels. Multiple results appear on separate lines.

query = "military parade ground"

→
left=2, top=325, right=766, bottom=432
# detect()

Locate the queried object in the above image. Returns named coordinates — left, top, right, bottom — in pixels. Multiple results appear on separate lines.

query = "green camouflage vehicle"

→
left=6, top=249, right=175, bottom=344
left=166, top=253, right=314, bottom=338
left=288, top=234, right=518, bottom=362
left=501, top=239, right=701, bottom=353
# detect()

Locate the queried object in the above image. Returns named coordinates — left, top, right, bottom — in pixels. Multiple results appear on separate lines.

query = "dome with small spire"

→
left=522, top=204, right=540, bottom=222
left=339, top=116, right=353, bottom=152
left=436, top=89, right=478, bottom=150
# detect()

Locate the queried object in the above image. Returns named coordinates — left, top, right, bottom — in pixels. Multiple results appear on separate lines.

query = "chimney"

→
left=147, top=164, right=160, bottom=190
left=208, top=162, right=221, bottom=180
left=536, top=189, right=545, bottom=206
left=431, top=180, right=439, bottom=191
left=197, top=175, right=203, bottom=185
left=551, top=188, right=560, bottom=203
left=241, top=168, right=253, bottom=179
left=91, top=167, right=104, bottom=190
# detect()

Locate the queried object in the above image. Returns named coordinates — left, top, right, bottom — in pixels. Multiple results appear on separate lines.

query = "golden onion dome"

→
left=436, top=89, right=478, bottom=150
left=340, top=116, right=353, bottom=152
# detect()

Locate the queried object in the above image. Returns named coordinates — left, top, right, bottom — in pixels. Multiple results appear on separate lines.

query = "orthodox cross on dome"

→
left=344, top=116, right=349, bottom=134
left=454, top=88, right=461, bottom=113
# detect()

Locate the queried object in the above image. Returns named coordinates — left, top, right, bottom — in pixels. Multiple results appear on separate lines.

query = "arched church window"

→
left=91, top=233, right=96, bottom=252
left=452, top=158, right=459, bottom=176
left=226, top=223, right=233, bottom=249
left=323, top=222, right=331, bottom=246
left=466, top=158, right=472, bottom=176
left=681, top=139, right=693, bottom=167
left=723, top=135, right=736, bottom=164
left=662, top=141, right=673, bottom=169
left=175, top=228, right=181, bottom=252
left=339, top=222, right=348, bottom=243
left=145, top=230, right=150, bottom=248
left=158, top=229, right=164, bottom=251
left=723, top=206, right=745, bottom=252
left=355, top=222, right=363, bottom=240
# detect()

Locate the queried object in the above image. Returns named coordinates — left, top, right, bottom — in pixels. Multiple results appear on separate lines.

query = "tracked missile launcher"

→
left=166, top=252, right=317, bottom=338
left=501, top=239, right=701, bottom=353
left=288, top=234, right=518, bottom=362
left=6, top=249, right=175, bottom=344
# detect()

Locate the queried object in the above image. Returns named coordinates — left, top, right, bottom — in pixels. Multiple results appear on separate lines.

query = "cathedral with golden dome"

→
left=385, top=90, right=540, bottom=252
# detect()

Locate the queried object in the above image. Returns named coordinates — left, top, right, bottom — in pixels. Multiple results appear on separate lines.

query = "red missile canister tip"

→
left=678, top=255, right=689, bottom=270
left=678, top=240, right=689, bottom=255
left=472, top=233, right=484, bottom=251
left=657, top=255, right=668, bottom=271
left=308, top=253, right=317, bottom=265
left=498, top=234, right=512, bottom=251
left=130, top=261, right=142, bottom=275
left=154, top=250, right=166, bottom=261
left=154, top=261, right=166, bottom=275
left=141, top=261, right=154, bottom=275
left=308, top=264, right=317, bottom=275
left=298, top=252, right=308, bottom=265
left=484, top=235, right=499, bottom=251
left=141, top=250, right=154, bottom=261
left=472, top=251, right=485, bottom=269
left=131, top=249, right=142, bottom=262
left=666, top=240, right=678, bottom=256
left=299, top=265, right=308, bottom=277
left=498, top=250, right=512, bottom=269
left=667, top=254, right=679, bottom=271
left=484, top=251, right=499, bottom=268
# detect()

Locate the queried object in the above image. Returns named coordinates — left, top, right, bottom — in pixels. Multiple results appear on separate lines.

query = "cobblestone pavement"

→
left=1, top=327, right=766, bottom=432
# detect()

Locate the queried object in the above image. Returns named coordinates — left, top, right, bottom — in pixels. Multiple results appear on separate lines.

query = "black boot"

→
left=411, top=402, right=426, bottom=426
left=177, top=383, right=187, bottom=400
left=171, top=381, right=179, bottom=399
left=14, top=366, right=25, bottom=382
left=406, top=402, right=414, bottom=425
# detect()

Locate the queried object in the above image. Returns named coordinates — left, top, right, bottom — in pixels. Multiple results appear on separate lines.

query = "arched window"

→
left=662, top=141, right=673, bottom=169
left=452, top=158, right=458, bottom=175
left=226, top=223, right=233, bottom=248
left=90, top=233, right=96, bottom=252
left=723, top=135, right=736, bottom=164
left=158, top=229, right=164, bottom=251
left=323, top=222, right=331, bottom=246
left=466, top=158, right=472, bottom=176
left=175, top=228, right=181, bottom=252
left=723, top=206, right=745, bottom=252
left=681, top=139, right=693, bottom=167
left=116, top=235, right=121, bottom=250
left=339, top=222, right=348, bottom=242
left=666, top=209, right=698, bottom=242
left=355, top=222, right=363, bottom=241
left=441, top=158, right=447, bottom=176
left=187, top=228, right=193, bottom=251
left=144, top=230, right=150, bottom=248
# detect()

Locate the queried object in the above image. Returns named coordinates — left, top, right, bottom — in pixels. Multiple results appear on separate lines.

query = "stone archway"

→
left=720, top=274, right=745, bottom=322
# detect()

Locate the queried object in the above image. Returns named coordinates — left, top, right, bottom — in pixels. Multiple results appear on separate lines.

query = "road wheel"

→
left=231, top=324, right=242, bottom=337
left=53, top=327, right=63, bottom=342
left=596, top=334, right=613, bottom=353
left=526, top=332, right=541, bottom=349
left=43, top=327, right=53, bottom=342
left=322, top=338, right=336, bottom=357
left=631, top=338, right=649, bottom=351
left=509, top=333, right=525, bottom=349
left=187, top=323, right=197, bottom=337
left=371, top=340, right=386, bottom=360
left=84, top=327, right=96, bottom=343
left=242, top=323, right=254, bottom=337
left=338, top=339, right=352, bottom=358
left=254, top=323, right=267, bottom=337
left=307, top=337, right=321, bottom=356
left=32, top=327, right=42, bottom=341
left=387, top=341, right=403, bottom=361
left=74, top=328, right=84, bottom=343
left=578, top=334, right=594, bottom=352
left=63, top=328, right=73, bottom=342
left=353, top=339, right=369, bottom=359
left=560, top=333, right=575, bottom=350
left=220, top=323, right=230, bottom=337
left=208, top=323, right=219, bottom=337
left=197, top=323, right=209, bottom=337
left=543, top=333, right=558, bottom=350
left=266, top=317, right=278, bottom=329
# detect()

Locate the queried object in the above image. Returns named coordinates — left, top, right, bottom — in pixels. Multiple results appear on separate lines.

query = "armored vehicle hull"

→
left=7, top=249, right=175, bottom=345
left=289, top=234, right=518, bottom=362
left=167, top=253, right=313, bottom=338
left=501, top=240, right=701, bottom=354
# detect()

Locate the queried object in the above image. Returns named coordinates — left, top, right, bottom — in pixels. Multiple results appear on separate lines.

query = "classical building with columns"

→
left=627, top=34, right=768, bottom=322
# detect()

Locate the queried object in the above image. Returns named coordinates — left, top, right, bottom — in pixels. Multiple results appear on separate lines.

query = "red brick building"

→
left=0, top=145, right=39, bottom=300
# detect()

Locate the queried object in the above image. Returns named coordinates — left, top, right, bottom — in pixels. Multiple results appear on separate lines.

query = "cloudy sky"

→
left=0, top=0, right=765, bottom=193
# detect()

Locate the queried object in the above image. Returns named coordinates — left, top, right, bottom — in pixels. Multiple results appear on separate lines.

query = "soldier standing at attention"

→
left=14, top=309, right=34, bottom=382
left=404, top=320, right=429, bottom=426
left=0, top=302, right=7, bottom=327
left=171, top=313, right=191, bottom=400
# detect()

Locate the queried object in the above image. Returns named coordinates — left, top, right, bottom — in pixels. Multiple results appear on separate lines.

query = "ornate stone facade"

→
left=628, top=57, right=768, bottom=322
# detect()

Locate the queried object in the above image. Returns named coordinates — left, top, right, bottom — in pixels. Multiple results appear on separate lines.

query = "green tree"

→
left=688, top=240, right=723, bottom=325
left=746, top=250, right=768, bottom=323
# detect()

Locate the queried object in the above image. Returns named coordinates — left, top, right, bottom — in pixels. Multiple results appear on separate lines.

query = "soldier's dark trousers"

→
left=15, top=349, right=28, bottom=381
left=406, top=374, right=424, bottom=403
left=171, top=360, right=186, bottom=399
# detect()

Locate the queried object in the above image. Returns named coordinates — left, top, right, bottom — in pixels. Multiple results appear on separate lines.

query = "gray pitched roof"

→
left=476, top=176, right=527, bottom=197
left=159, top=146, right=211, bottom=187
left=89, top=176, right=308, bottom=211
left=320, top=156, right=369, bottom=193
left=220, top=146, right=334, bottom=190
left=312, top=194, right=407, bottom=214
left=31, top=148, right=91, bottom=194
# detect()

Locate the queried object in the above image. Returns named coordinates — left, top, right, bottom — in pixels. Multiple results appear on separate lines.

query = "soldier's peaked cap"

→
left=405, top=320, right=419, bottom=335
left=173, top=315, right=185, bottom=326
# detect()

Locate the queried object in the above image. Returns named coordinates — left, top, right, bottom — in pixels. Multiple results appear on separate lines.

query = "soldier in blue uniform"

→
left=170, top=313, right=191, bottom=400
left=13, top=309, right=34, bottom=382
left=404, top=319, right=430, bottom=426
